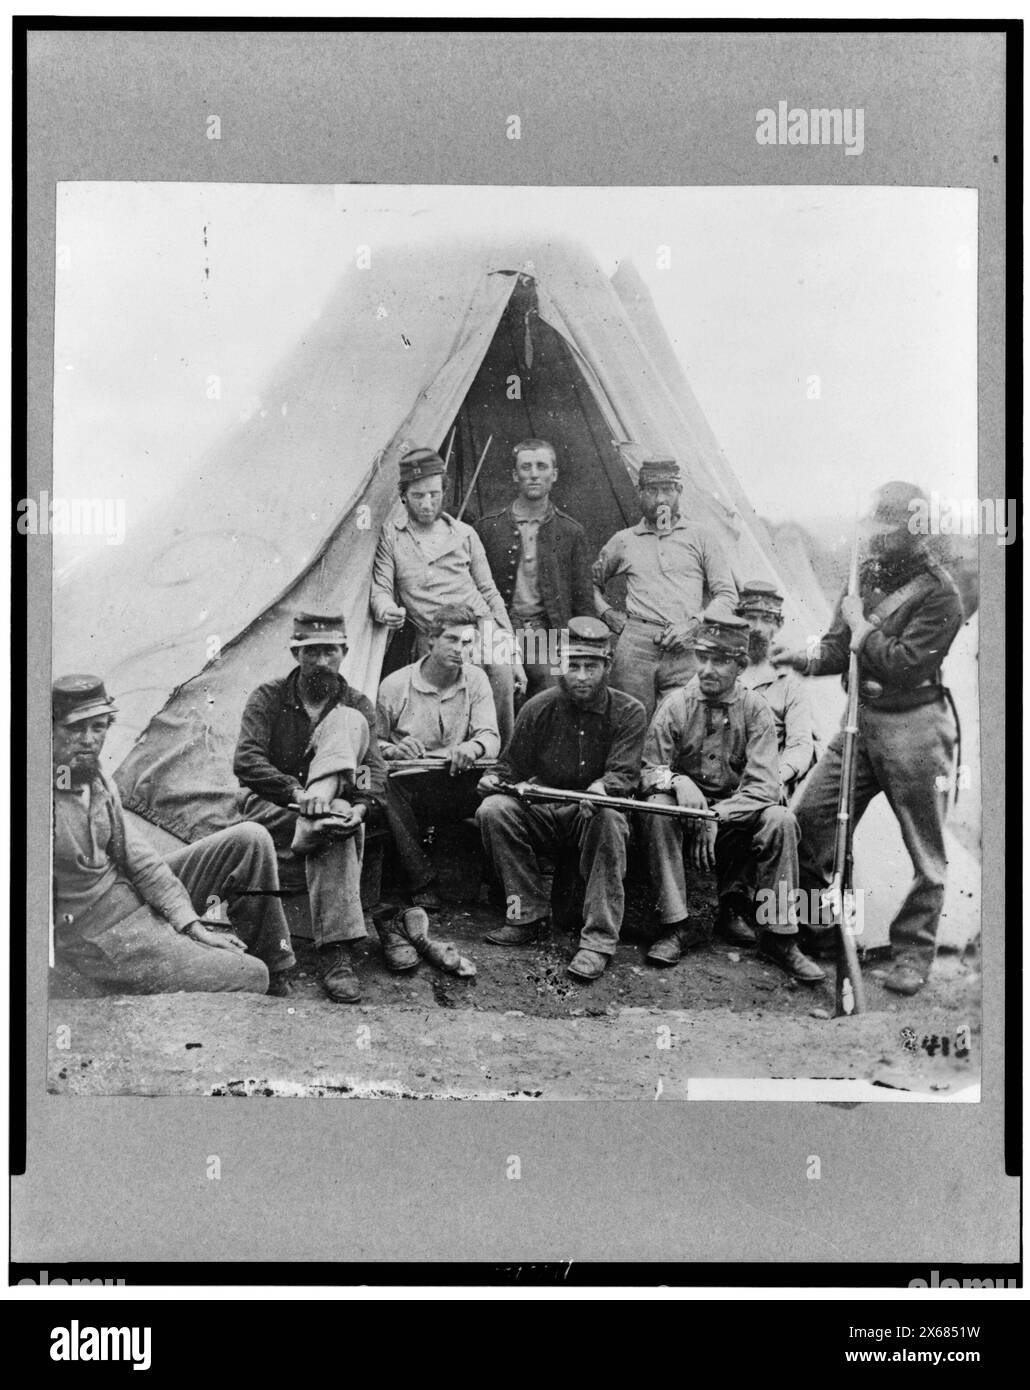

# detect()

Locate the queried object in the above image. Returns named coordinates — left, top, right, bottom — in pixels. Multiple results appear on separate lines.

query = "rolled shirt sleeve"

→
left=369, top=524, right=399, bottom=624
left=468, top=528, right=513, bottom=633
left=466, top=666, right=501, bottom=759
left=592, top=534, right=625, bottom=617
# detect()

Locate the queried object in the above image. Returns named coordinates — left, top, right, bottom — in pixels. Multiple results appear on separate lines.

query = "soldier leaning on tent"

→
left=592, top=456, right=739, bottom=722
left=52, top=676, right=295, bottom=997
left=476, top=616, right=648, bottom=981
left=377, top=603, right=500, bottom=911
left=474, top=437, right=595, bottom=698
left=639, top=612, right=826, bottom=982
left=370, top=446, right=527, bottom=743
left=233, top=612, right=389, bottom=1004
left=772, top=481, right=965, bottom=996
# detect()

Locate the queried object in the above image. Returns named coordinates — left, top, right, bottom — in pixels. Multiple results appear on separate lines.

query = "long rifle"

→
left=823, top=526, right=867, bottom=1016
left=493, top=780, right=718, bottom=822
left=387, top=757, right=498, bottom=777
left=454, top=434, right=493, bottom=521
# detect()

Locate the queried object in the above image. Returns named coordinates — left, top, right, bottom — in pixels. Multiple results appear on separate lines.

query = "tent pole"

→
left=454, top=434, right=493, bottom=521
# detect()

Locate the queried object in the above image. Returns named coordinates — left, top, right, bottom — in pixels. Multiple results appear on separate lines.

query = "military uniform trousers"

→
left=644, top=795, right=801, bottom=934
left=476, top=796, right=630, bottom=956
left=610, top=618, right=698, bottom=723
left=238, top=704, right=373, bottom=948
left=794, top=697, right=957, bottom=974
left=55, top=822, right=294, bottom=994
left=384, top=769, right=482, bottom=893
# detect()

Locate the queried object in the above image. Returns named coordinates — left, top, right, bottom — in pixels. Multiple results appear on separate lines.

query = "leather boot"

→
left=647, top=920, right=704, bottom=967
left=715, top=897, right=758, bottom=947
left=485, top=917, right=548, bottom=946
left=318, top=942, right=362, bottom=1003
left=371, top=908, right=420, bottom=972
left=758, top=931, right=826, bottom=983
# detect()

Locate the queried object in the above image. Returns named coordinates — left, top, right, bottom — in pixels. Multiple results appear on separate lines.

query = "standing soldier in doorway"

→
left=772, top=482, right=965, bottom=996
left=475, top=438, right=595, bottom=697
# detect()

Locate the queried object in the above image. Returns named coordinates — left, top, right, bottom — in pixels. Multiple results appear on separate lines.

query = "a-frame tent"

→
left=56, top=236, right=828, bottom=843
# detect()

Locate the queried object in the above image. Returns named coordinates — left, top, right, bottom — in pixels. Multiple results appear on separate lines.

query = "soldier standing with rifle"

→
left=772, top=482, right=965, bottom=997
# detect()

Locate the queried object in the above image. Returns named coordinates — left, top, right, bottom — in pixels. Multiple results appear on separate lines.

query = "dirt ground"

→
left=48, top=849, right=982, bottom=1099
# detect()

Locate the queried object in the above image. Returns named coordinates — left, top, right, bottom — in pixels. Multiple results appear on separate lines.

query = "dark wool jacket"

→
left=474, top=504, right=595, bottom=630
left=234, top=669, right=387, bottom=819
left=809, top=553, right=964, bottom=712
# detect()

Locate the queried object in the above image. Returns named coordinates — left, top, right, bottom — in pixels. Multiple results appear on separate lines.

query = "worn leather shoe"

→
left=883, top=963, right=926, bottom=996
left=266, top=970, right=294, bottom=998
left=647, top=920, right=704, bottom=966
left=318, top=943, right=362, bottom=1003
left=485, top=918, right=548, bottom=946
left=412, top=886, right=442, bottom=911
left=759, top=932, right=826, bottom=983
left=567, top=948, right=609, bottom=981
left=371, top=909, right=420, bottom=972
left=715, top=908, right=758, bottom=948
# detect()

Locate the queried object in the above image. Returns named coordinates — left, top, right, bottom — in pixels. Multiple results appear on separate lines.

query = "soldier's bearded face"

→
left=747, top=629, right=771, bottom=662
left=53, top=716, right=112, bottom=785
left=296, top=644, right=343, bottom=699
left=561, top=656, right=607, bottom=704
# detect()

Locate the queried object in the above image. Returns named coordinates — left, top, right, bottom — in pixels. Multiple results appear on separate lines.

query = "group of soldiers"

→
left=52, top=439, right=965, bottom=1006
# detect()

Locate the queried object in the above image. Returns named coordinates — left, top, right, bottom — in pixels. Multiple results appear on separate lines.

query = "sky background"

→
left=53, top=183, right=977, bottom=571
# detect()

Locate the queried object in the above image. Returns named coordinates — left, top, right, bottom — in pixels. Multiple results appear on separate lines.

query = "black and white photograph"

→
left=13, top=24, right=1018, bottom=1295
left=46, top=181, right=983, bottom=1101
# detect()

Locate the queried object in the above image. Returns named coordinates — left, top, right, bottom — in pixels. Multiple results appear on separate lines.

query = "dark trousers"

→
left=794, top=698, right=956, bottom=974
left=643, top=796, right=800, bottom=935
left=476, top=795, right=629, bottom=955
left=384, top=770, right=482, bottom=893
left=55, top=823, right=293, bottom=994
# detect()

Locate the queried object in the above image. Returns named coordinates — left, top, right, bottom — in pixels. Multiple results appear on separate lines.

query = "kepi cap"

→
left=52, top=674, right=119, bottom=726
left=291, top=612, right=348, bottom=648
left=638, top=456, right=680, bottom=487
left=691, top=610, right=751, bottom=660
left=870, top=480, right=929, bottom=528
left=399, top=447, right=447, bottom=486
left=563, top=615, right=612, bottom=659
left=736, top=579, right=784, bottom=619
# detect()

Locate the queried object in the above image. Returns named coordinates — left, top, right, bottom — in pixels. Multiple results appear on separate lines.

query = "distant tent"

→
left=52, top=238, right=836, bottom=843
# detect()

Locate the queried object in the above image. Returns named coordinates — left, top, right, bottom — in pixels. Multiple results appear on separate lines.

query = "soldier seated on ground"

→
left=52, top=675, right=294, bottom=997
left=475, top=616, right=647, bottom=982
left=639, top=612, right=825, bottom=983
left=233, top=612, right=387, bottom=1005
left=377, top=603, right=500, bottom=911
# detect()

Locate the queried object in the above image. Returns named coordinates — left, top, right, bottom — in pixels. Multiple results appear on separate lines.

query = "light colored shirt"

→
left=510, top=502, right=550, bottom=623
left=739, top=660, right=816, bottom=787
left=376, top=659, right=501, bottom=760
left=370, top=509, right=511, bottom=635
left=53, top=775, right=196, bottom=931
left=641, top=676, right=780, bottom=824
left=592, top=517, right=737, bottom=626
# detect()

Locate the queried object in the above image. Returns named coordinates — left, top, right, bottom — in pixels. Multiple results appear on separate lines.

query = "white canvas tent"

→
left=53, top=233, right=978, bottom=949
